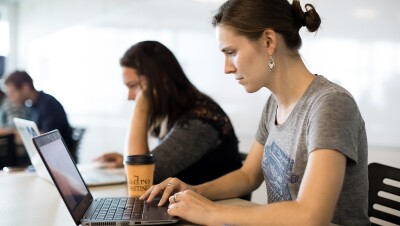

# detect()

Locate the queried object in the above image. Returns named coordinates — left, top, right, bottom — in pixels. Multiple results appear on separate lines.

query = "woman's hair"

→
left=120, top=41, right=201, bottom=132
left=212, top=0, right=321, bottom=50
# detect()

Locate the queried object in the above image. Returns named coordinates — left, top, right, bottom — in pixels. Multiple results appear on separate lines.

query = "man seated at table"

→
left=4, top=70, right=74, bottom=160
left=0, top=89, right=28, bottom=128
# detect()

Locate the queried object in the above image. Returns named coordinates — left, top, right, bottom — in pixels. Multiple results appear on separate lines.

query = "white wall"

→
left=6, top=0, right=400, bottom=203
left=14, top=0, right=266, bottom=159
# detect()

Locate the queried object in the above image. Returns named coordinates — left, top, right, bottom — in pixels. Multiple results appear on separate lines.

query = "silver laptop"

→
left=13, top=118, right=53, bottom=182
left=32, top=130, right=178, bottom=226
left=13, top=118, right=126, bottom=186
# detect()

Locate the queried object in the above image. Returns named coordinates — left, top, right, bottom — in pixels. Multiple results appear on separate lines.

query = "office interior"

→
left=0, top=0, right=399, bottom=204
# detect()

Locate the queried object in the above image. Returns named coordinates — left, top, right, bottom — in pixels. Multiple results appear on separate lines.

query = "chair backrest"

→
left=69, top=127, right=86, bottom=163
left=368, top=162, right=400, bottom=225
left=239, top=152, right=248, bottom=163
left=0, top=133, right=17, bottom=168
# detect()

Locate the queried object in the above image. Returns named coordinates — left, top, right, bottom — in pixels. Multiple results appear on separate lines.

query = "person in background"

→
left=141, top=0, right=370, bottom=225
left=95, top=41, right=242, bottom=185
left=4, top=71, right=75, bottom=161
left=0, top=89, right=28, bottom=128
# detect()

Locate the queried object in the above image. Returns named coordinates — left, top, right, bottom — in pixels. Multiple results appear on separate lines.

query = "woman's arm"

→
left=168, top=149, right=346, bottom=226
left=150, top=119, right=221, bottom=182
left=195, top=141, right=265, bottom=200
left=92, top=92, right=151, bottom=167
left=142, top=140, right=265, bottom=205
left=126, top=92, right=150, bottom=155
left=93, top=152, right=124, bottom=168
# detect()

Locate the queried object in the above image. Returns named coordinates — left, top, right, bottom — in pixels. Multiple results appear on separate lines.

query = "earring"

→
left=268, top=55, right=276, bottom=71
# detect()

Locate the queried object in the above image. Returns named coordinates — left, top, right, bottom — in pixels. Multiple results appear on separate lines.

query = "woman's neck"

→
left=269, top=56, right=315, bottom=124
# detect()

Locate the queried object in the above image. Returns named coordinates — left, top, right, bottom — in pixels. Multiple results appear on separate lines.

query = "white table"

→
left=0, top=171, right=256, bottom=226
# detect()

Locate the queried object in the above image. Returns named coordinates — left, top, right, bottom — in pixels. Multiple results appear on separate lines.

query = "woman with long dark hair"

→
left=96, top=41, right=242, bottom=185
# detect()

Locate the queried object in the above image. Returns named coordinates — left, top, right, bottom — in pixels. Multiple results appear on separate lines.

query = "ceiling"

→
left=81, top=0, right=400, bottom=41
left=3, top=0, right=400, bottom=40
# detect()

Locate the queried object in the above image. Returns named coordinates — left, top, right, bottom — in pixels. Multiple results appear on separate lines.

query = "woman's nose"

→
left=224, top=58, right=236, bottom=74
left=128, top=89, right=138, bottom=100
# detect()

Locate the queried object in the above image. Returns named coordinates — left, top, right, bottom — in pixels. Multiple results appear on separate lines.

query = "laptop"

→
left=32, top=130, right=178, bottom=226
left=13, top=118, right=52, bottom=182
left=13, top=118, right=126, bottom=186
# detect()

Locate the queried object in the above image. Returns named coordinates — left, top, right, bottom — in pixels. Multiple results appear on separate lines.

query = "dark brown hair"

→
left=212, top=0, right=321, bottom=50
left=5, top=70, right=35, bottom=90
left=120, top=41, right=201, bottom=131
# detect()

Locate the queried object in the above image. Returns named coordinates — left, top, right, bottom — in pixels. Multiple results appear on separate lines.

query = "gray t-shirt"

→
left=256, top=75, right=369, bottom=225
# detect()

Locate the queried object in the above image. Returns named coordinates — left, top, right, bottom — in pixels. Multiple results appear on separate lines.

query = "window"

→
left=0, top=5, right=10, bottom=56
left=0, top=5, right=9, bottom=77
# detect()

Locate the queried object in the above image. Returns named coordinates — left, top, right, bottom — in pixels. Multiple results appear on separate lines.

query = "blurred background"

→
left=0, top=0, right=399, bottom=203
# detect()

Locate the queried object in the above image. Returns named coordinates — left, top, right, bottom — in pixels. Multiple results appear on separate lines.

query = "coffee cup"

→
left=124, top=154, right=155, bottom=197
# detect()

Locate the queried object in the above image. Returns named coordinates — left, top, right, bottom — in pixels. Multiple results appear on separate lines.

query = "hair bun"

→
left=304, top=4, right=321, bottom=32
left=292, top=1, right=321, bottom=32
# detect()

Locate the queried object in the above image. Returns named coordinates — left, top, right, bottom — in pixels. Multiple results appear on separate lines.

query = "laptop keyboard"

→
left=89, top=198, right=147, bottom=220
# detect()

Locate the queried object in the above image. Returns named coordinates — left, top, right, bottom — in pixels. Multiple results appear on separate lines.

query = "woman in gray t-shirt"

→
left=139, top=0, right=370, bottom=225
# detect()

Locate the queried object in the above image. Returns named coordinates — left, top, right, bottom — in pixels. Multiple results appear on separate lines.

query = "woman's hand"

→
left=134, top=90, right=150, bottom=114
left=140, top=177, right=193, bottom=206
left=167, top=190, right=219, bottom=225
left=93, top=152, right=124, bottom=168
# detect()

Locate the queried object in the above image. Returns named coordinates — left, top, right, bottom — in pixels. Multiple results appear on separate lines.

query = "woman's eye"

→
left=128, top=84, right=139, bottom=90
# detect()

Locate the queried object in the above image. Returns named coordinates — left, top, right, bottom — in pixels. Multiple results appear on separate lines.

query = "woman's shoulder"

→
left=186, top=94, right=228, bottom=119
left=176, top=94, right=234, bottom=135
left=309, top=75, right=356, bottom=101
left=305, top=76, right=363, bottom=121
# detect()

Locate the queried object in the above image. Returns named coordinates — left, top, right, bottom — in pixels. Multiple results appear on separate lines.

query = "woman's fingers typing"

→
left=140, top=177, right=190, bottom=206
left=139, top=185, right=157, bottom=200
left=158, top=181, right=179, bottom=206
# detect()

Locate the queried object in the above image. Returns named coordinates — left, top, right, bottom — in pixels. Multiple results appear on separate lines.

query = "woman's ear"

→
left=139, top=76, right=148, bottom=90
left=262, top=28, right=277, bottom=56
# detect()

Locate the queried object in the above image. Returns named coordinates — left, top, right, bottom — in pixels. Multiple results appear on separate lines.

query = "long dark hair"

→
left=212, top=0, right=321, bottom=50
left=120, top=41, right=201, bottom=132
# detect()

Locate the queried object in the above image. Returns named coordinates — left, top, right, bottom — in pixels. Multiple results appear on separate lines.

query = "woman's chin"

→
left=243, top=85, right=261, bottom=94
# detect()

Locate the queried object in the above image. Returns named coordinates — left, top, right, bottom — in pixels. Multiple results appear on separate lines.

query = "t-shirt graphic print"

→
left=263, top=141, right=301, bottom=203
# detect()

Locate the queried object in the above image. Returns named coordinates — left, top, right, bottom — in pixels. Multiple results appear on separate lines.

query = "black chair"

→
left=368, top=162, right=400, bottom=225
left=0, top=133, right=17, bottom=169
left=239, top=152, right=248, bottom=163
left=69, top=127, right=86, bottom=163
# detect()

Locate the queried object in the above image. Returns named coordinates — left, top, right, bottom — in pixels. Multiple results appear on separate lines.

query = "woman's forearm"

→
left=195, top=141, right=265, bottom=200
left=210, top=200, right=328, bottom=226
left=195, top=168, right=263, bottom=200
left=126, top=100, right=150, bottom=155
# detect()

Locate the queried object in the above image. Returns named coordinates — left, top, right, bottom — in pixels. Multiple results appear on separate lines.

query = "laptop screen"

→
left=33, top=130, right=93, bottom=224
